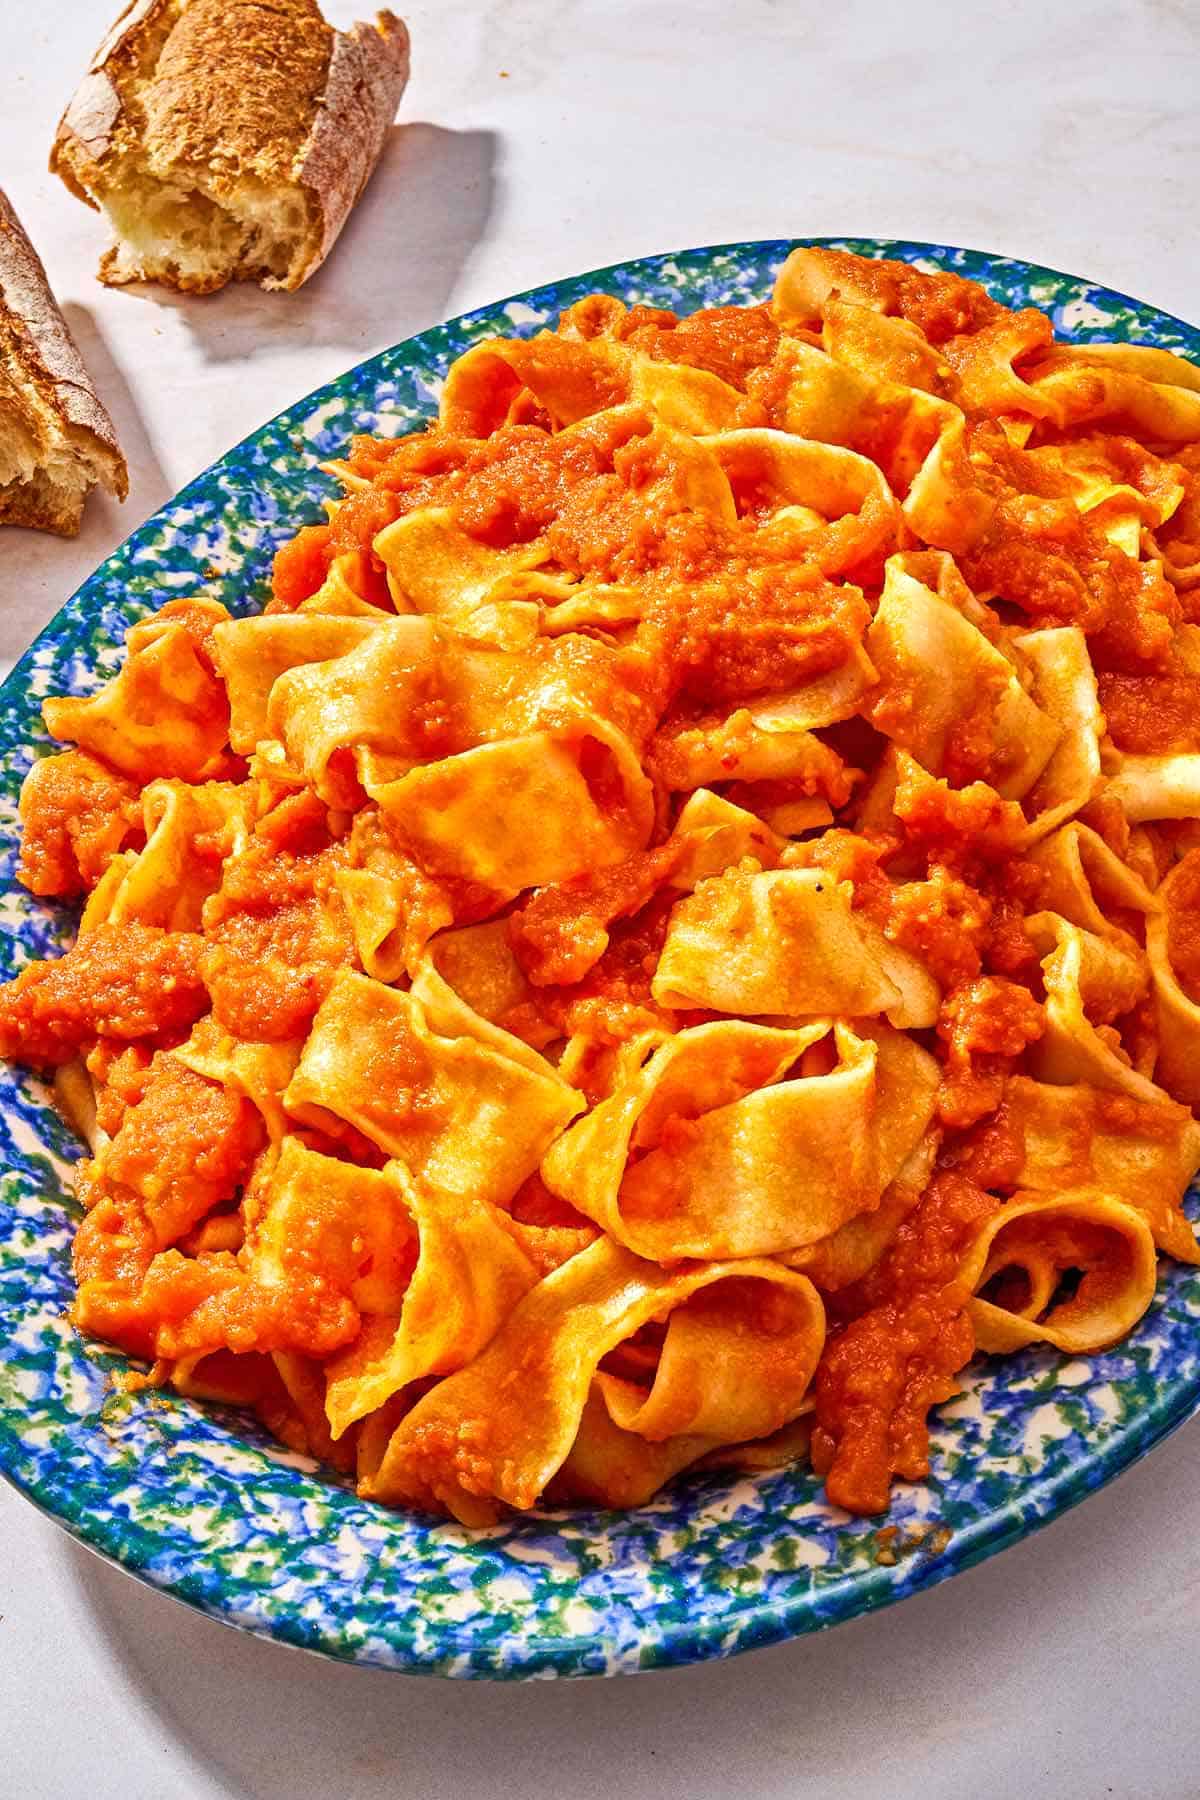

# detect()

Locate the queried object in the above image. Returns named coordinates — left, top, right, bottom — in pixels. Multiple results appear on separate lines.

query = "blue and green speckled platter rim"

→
left=2, top=239, right=1199, bottom=1680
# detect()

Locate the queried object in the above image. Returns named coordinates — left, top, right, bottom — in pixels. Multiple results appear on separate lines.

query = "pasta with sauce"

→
left=4, top=245, right=1200, bottom=1525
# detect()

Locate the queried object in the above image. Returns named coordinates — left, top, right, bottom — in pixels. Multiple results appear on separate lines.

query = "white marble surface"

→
left=1, top=0, right=1199, bottom=1794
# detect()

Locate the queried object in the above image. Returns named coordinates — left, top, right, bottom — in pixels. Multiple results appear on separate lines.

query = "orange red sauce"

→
left=16, top=750, right=139, bottom=898
left=1165, top=850, right=1200, bottom=1003
left=0, top=924, right=209, bottom=1067
left=813, top=1172, right=998, bottom=1513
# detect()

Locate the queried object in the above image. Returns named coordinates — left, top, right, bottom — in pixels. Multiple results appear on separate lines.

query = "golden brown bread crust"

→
left=51, top=0, right=412, bottom=294
left=139, top=0, right=334, bottom=189
left=296, top=13, right=413, bottom=284
left=49, top=1, right=176, bottom=206
left=0, top=188, right=127, bottom=536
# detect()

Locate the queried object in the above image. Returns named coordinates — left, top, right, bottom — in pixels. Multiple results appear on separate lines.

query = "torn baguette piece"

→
left=51, top=0, right=411, bottom=295
left=0, top=188, right=127, bottom=536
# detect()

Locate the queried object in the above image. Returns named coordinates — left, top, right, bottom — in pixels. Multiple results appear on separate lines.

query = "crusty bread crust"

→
left=51, top=1, right=178, bottom=204
left=51, top=1, right=411, bottom=295
left=287, top=13, right=411, bottom=290
left=140, top=0, right=334, bottom=190
left=0, top=188, right=127, bottom=535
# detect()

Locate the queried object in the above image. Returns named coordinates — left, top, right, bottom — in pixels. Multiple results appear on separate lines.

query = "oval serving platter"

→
left=2, top=239, right=1199, bottom=1680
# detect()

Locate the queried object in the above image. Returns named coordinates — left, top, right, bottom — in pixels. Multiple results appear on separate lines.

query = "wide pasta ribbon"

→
left=1024, top=435, right=1185, bottom=558
left=332, top=807, right=463, bottom=984
left=938, top=308, right=1058, bottom=422
left=214, top=612, right=380, bottom=754
left=771, top=245, right=1000, bottom=343
left=263, top=617, right=654, bottom=888
left=129, top=1348, right=355, bottom=1480
left=1106, top=752, right=1200, bottom=823
left=757, top=334, right=994, bottom=554
left=425, top=917, right=551, bottom=1034
left=1149, top=455, right=1200, bottom=590
left=958, top=1192, right=1158, bottom=1353
left=45, top=601, right=232, bottom=782
left=786, top=1128, right=941, bottom=1290
left=173, top=1018, right=303, bottom=1145
left=1025, top=912, right=1162, bottom=1102
left=373, top=415, right=735, bottom=633
left=651, top=865, right=939, bottom=1028
left=1025, top=821, right=1159, bottom=943
left=667, top=789, right=792, bottom=888
left=297, top=550, right=395, bottom=619
left=364, top=738, right=647, bottom=894
left=1147, top=850, right=1200, bottom=1112
left=866, top=560, right=1061, bottom=800
left=700, top=427, right=900, bottom=575
left=362, top=1236, right=825, bottom=1522
left=1015, top=627, right=1103, bottom=840
left=997, top=1074, right=1200, bottom=1264
left=334, top=863, right=438, bottom=984
left=772, top=246, right=898, bottom=324
left=931, top=314, right=1200, bottom=448
left=467, top=798, right=802, bottom=1017
left=647, top=691, right=863, bottom=804
left=1016, top=344, right=1200, bottom=445
left=246, top=1140, right=415, bottom=1318
left=90, top=779, right=252, bottom=932
left=817, top=296, right=949, bottom=394
left=373, top=505, right=554, bottom=626
left=439, top=330, right=746, bottom=438
left=284, top=966, right=583, bottom=1206
left=544, top=1388, right=717, bottom=1509
left=540, top=1017, right=938, bottom=1259
left=372, top=416, right=899, bottom=638
left=243, top=1139, right=539, bottom=1438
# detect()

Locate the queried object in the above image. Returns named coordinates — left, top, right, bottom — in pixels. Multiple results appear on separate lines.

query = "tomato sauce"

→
left=17, top=749, right=140, bottom=898
left=812, top=1172, right=999, bottom=1513
left=201, top=804, right=355, bottom=1041
left=936, top=976, right=1046, bottom=1130
left=617, top=302, right=782, bottom=391
left=1157, top=445, right=1200, bottom=592
left=1165, top=850, right=1200, bottom=1004
left=508, top=841, right=687, bottom=987
left=149, top=597, right=230, bottom=669
left=0, top=924, right=209, bottom=1067
left=808, top=832, right=994, bottom=992
left=270, top=523, right=334, bottom=608
left=103, top=1055, right=265, bottom=1247
left=962, top=475, right=1180, bottom=670
left=274, top=374, right=879, bottom=714
left=72, top=1192, right=361, bottom=1366
left=523, top=889, right=686, bottom=1050
left=786, top=249, right=1005, bottom=344
left=1097, top=669, right=1200, bottom=754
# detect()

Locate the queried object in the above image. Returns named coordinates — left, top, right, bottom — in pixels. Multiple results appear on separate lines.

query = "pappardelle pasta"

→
left=5, top=245, right=1200, bottom=1525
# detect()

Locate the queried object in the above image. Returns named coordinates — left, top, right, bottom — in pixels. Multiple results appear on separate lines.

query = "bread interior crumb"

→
left=0, top=339, right=92, bottom=497
left=99, top=167, right=312, bottom=293
left=0, top=454, right=90, bottom=505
